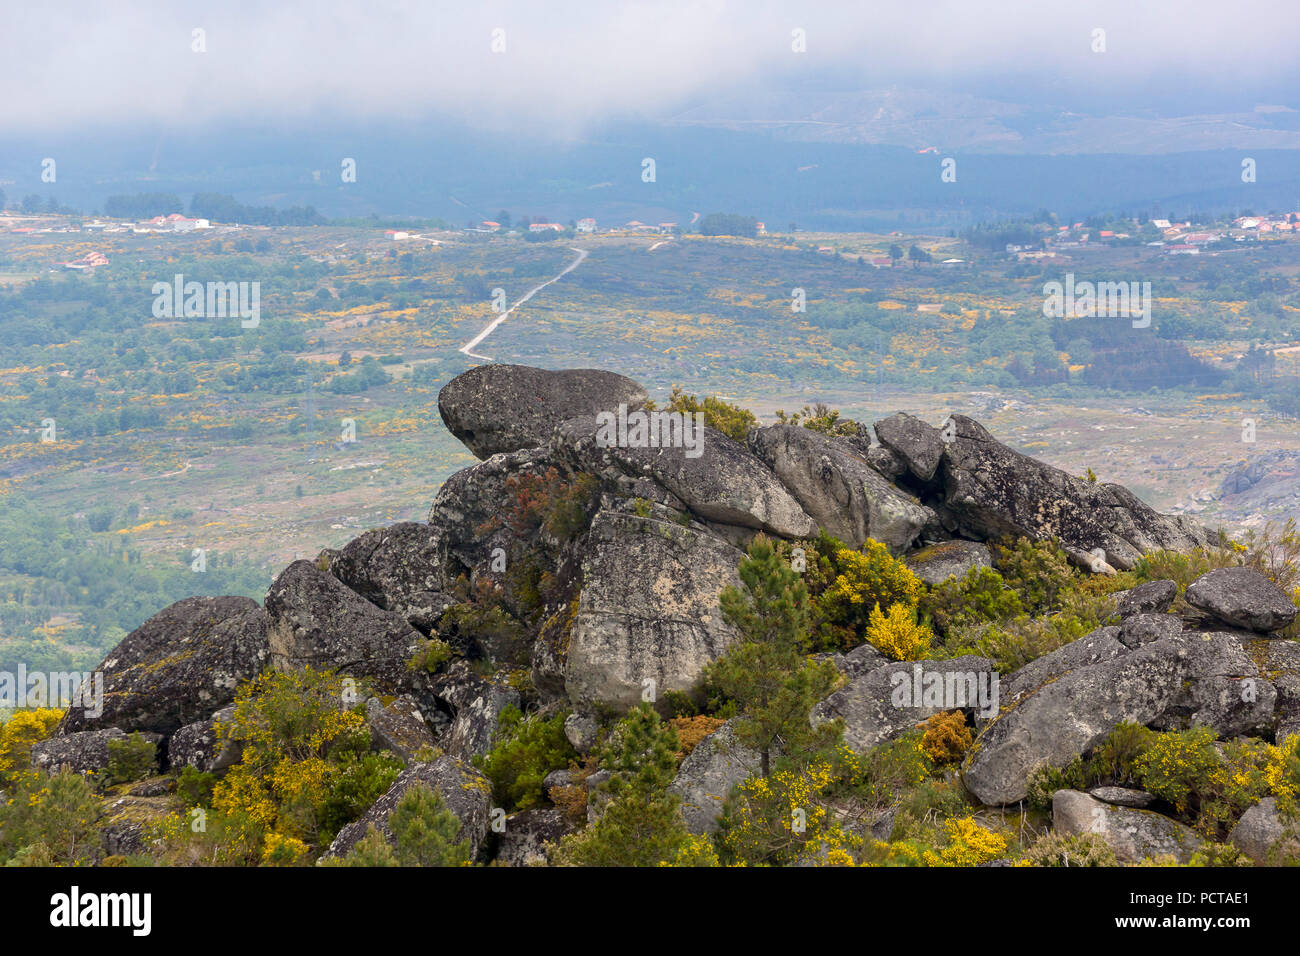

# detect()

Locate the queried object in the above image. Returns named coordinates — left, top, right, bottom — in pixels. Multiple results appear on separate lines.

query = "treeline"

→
left=698, top=213, right=759, bottom=238
left=189, top=193, right=325, bottom=226
left=100, top=192, right=326, bottom=226
left=104, top=193, right=184, bottom=219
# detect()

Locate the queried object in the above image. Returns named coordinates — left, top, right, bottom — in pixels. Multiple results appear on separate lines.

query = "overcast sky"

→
left=4, top=1, right=1298, bottom=135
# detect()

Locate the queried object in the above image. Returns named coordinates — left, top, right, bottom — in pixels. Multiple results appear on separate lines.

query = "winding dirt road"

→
left=458, top=246, right=588, bottom=361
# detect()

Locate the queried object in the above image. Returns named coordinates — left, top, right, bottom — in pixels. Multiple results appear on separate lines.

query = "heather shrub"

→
left=920, top=711, right=973, bottom=764
left=992, top=537, right=1076, bottom=614
left=1023, top=831, right=1117, bottom=867
left=820, top=540, right=924, bottom=634
left=0, top=768, right=101, bottom=865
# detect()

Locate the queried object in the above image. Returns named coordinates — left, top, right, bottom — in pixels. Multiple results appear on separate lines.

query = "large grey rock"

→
left=564, top=509, right=743, bottom=711
left=999, top=627, right=1126, bottom=711
left=1118, top=613, right=1182, bottom=649
left=1053, top=790, right=1201, bottom=863
left=557, top=416, right=816, bottom=539
left=168, top=706, right=241, bottom=773
left=324, top=755, right=493, bottom=860
left=326, top=522, right=453, bottom=633
left=1114, top=580, right=1178, bottom=618
left=495, top=808, right=574, bottom=866
left=812, top=655, right=998, bottom=752
left=873, top=412, right=946, bottom=482
left=429, top=446, right=568, bottom=571
left=1151, top=669, right=1276, bottom=738
left=669, top=720, right=762, bottom=834
left=59, top=596, right=268, bottom=736
left=563, top=712, right=600, bottom=753
left=365, top=694, right=438, bottom=764
left=938, top=414, right=1208, bottom=570
left=1230, top=798, right=1294, bottom=864
left=1089, top=786, right=1155, bottom=808
left=825, top=642, right=890, bottom=681
left=746, top=424, right=932, bottom=549
left=906, top=540, right=993, bottom=586
left=31, top=728, right=161, bottom=777
left=1265, top=640, right=1300, bottom=738
left=439, top=364, right=648, bottom=460
left=432, top=661, right=521, bottom=760
left=265, top=560, right=424, bottom=694
left=1184, top=567, right=1298, bottom=633
left=964, top=632, right=1260, bottom=805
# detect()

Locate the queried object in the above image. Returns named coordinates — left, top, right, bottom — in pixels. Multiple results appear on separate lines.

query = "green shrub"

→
left=1189, top=842, right=1254, bottom=867
left=992, top=537, right=1076, bottom=614
left=1026, top=759, right=1090, bottom=812
left=554, top=704, right=690, bottom=867
left=817, top=539, right=924, bottom=649
left=774, top=403, right=859, bottom=437
left=319, top=751, right=404, bottom=837
left=921, top=566, right=1024, bottom=637
left=408, top=636, right=454, bottom=674
left=832, top=731, right=933, bottom=812
left=1134, top=726, right=1222, bottom=814
left=105, top=732, right=158, bottom=786
left=0, top=769, right=101, bottom=865
left=662, top=388, right=757, bottom=443
left=176, top=766, right=217, bottom=807
left=1090, top=721, right=1155, bottom=787
left=475, top=706, right=575, bottom=812
left=941, top=589, right=1115, bottom=673
left=330, top=784, right=472, bottom=867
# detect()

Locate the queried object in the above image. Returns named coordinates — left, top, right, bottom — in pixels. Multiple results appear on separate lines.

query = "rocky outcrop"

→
left=1184, top=567, right=1298, bottom=633
left=937, top=415, right=1209, bottom=570
left=365, top=695, right=439, bottom=764
left=438, top=364, right=648, bottom=460
left=324, top=756, right=493, bottom=860
left=1229, top=798, right=1295, bottom=864
left=746, top=424, right=932, bottom=549
left=873, top=412, right=946, bottom=483
left=59, top=595, right=268, bottom=736
left=564, top=509, right=743, bottom=711
left=495, top=808, right=573, bottom=866
left=557, top=417, right=817, bottom=538
left=1113, top=579, right=1178, bottom=618
left=265, top=560, right=424, bottom=694
left=430, top=662, right=520, bottom=760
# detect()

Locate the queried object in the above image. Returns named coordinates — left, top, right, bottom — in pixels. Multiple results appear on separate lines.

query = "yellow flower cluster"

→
left=865, top=602, right=933, bottom=661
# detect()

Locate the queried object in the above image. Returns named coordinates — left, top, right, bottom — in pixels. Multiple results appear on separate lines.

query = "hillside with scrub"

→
left=3, top=364, right=1299, bottom=868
